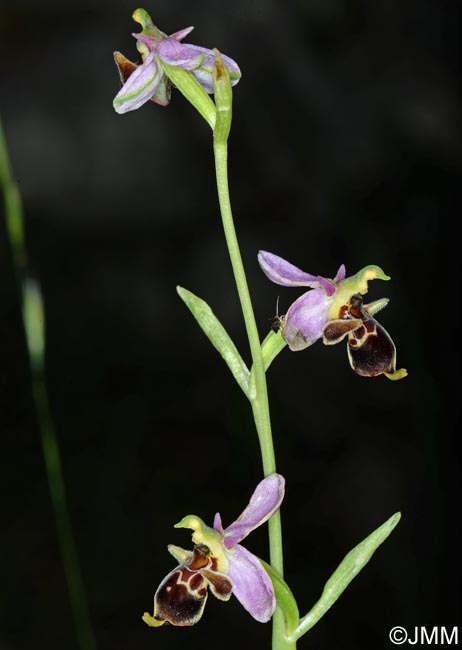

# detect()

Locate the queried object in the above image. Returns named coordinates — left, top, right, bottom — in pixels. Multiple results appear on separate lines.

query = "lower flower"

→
left=143, top=473, right=285, bottom=626
left=142, top=543, right=232, bottom=627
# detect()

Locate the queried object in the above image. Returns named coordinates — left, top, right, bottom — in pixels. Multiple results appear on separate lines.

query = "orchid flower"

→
left=142, top=473, right=285, bottom=627
left=258, top=251, right=407, bottom=380
left=113, top=8, right=241, bottom=114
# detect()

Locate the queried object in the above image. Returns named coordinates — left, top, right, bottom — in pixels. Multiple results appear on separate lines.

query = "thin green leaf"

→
left=292, top=512, right=401, bottom=641
left=177, top=286, right=250, bottom=396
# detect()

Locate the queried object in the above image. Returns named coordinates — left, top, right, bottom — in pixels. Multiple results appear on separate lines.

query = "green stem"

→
left=213, top=143, right=273, bottom=468
left=0, top=118, right=97, bottom=650
left=213, top=139, right=294, bottom=650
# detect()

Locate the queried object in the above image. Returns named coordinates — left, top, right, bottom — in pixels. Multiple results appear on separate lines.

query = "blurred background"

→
left=0, top=1, right=460, bottom=649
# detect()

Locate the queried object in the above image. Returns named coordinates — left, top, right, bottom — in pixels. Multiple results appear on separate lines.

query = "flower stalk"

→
left=212, top=57, right=291, bottom=650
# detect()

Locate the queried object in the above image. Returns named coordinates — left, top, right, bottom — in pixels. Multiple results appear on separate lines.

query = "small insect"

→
left=143, top=543, right=232, bottom=627
left=323, top=294, right=407, bottom=380
left=270, top=297, right=285, bottom=333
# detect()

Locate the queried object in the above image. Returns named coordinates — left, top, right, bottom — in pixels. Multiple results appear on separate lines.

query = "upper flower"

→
left=258, top=251, right=407, bottom=380
left=113, top=8, right=241, bottom=114
left=142, top=473, right=285, bottom=627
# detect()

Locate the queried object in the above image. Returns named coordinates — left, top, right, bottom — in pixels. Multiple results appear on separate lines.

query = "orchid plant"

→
left=111, top=8, right=405, bottom=649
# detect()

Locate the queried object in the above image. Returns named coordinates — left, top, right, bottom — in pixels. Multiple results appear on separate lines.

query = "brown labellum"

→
left=323, top=294, right=407, bottom=379
left=147, top=543, right=232, bottom=627
left=347, top=294, right=399, bottom=377
left=113, top=52, right=139, bottom=85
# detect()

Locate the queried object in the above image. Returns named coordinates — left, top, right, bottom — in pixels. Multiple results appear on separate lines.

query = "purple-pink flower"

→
left=259, top=251, right=407, bottom=380
left=113, top=8, right=241, bottom=114
left=142, top=474, right=285, bottom=627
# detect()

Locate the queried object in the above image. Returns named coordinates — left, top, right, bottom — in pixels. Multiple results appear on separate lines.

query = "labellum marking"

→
left=148, top=543, right=232, bottom=627
left=346, top=294, right=400, bottom=377
left=323, top=294, right=407, bottom=379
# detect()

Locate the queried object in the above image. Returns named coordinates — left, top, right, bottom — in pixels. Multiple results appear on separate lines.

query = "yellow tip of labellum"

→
left=385, top=368, right=408, bottom=381
left=142, top=612, right=165, bottom=627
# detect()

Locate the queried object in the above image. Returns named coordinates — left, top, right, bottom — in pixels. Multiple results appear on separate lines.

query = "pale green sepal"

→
left=260, top=559, right=299, bottom=638
left=177, top=286, right=250, bottom=397
left=291, top=512, right=401, bottom=642
left=142, top=612, right=165, bottom=627
left=160, top=62, right=216, bottom=129
left=213, top=50, right=232, bottom=144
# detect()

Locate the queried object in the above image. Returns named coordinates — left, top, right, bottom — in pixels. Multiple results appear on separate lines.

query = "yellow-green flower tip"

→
left=385, top=367, right=408, bottom=381
left=174, top=514, right=206, bottom=532
left=142, top=612, right=165, bottom=627
left=345, top=265, right=390, bottom=295
left=174, top=515, right=227, bottom=571
left=328, top=265, right=391, bottom=320
left=175, top=515, right=220, bottom=544
left=132, top=8, right=164, bottom=38
left=132, top=8, right=152, bottom=27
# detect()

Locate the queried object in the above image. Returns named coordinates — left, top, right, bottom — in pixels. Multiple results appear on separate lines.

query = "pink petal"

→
left=132, top=33, right=160, bottom=51
left=316, top=275, right=336, bottom=296
left=213, top=512, right=224, bottom=533
left=169, top=26, right=195, bottom=41
left=334, top=264, right=346, bottom=283
left=113, top=50, right=162, bottom=114
left=223, top=474, right=285, bottom=548
left=226, top=544, right=276, bottom=623
left=258, top=251, right=321, bottom=288
left=283, top=288, right=332, bottom=351
left=157, top=39, right=204, bottom=71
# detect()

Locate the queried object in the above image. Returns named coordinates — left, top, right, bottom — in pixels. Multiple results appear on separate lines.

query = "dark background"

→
left=0, top=1, right=460, bottom=649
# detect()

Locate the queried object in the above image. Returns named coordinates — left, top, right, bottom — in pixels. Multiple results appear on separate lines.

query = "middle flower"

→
left=258, top=251, right=407, bottom=380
